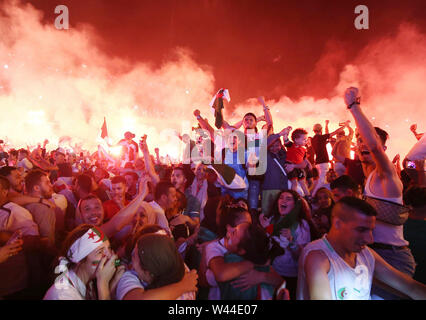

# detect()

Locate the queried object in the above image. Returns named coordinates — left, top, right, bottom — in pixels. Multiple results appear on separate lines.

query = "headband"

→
left=67, top=227, right=108, bottom=263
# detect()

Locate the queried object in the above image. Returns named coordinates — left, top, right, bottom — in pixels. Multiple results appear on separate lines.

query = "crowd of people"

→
left=0, top=87, right=425, bottom=300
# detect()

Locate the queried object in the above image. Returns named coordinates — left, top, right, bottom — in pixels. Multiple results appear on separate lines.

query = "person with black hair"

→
left=259, top=189, right=318, bottom=298
left=312, top=187, right=334, bottom=236
left=311, top=121, right=345, bottom=196
left=116, top=228, right=198, bottom=300
left=297, top=197, right=426, bottom=300
left=144, top=180, right=176, bottom=236
left=284, top=128, right=312, bottom=197
left=403, top=186, right=426, bottom=284
left=218, top=223, right=286, bottom=300
left=24, top=170, right=56, bottom=246
left=330, top=174, right=361, bottom=202
left=344, top=87, right=416, bottom=299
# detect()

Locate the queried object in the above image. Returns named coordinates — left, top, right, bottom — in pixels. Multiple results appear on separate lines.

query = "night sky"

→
left=23, top=0, right=426, bottom=106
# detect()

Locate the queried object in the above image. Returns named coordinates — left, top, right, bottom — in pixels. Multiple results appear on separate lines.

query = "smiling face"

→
left=278, top=192, right=296, bottom=216
left=316, top=189, right=332, bottom=209
left=80, top=197, right=104, bottom=226
left=355, top=133, right=373, bottom=165
left=171, top=169, right=187, bottom=191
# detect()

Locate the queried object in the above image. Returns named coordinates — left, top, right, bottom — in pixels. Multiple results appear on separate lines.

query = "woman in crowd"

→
left=116, top=225, right=198, bottom=300
left=259, top=190, right=318, bottom=299
left=311, top=187, right=334, bottom=236
left=44, top=224, right=125, bottom=300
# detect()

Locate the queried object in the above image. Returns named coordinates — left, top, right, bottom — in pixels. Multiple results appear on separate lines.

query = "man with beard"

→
left=344, top=87, right=416, bottom=299
left=24, top=170, right=56, bottom=246
left=77, top=177, right=149, bottom=239
left=170, top=166, right=200, bottom=226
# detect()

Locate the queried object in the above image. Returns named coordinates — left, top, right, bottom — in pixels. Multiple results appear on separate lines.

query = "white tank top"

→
left=297, top=236, right=375, bottom=300
left=364, top=171, right=408, bottom=246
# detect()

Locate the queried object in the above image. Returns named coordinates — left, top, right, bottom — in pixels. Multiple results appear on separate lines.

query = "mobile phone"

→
left=407, top=161, right=416, bottom=169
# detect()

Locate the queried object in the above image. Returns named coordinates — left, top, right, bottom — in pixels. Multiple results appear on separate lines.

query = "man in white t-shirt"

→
left=145, top=181, right=175, bottom=236
left=297, top=197, right=426, bottom=300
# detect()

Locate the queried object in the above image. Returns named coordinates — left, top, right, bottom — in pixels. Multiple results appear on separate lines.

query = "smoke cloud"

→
left=0, top=0, right=425, bottom=161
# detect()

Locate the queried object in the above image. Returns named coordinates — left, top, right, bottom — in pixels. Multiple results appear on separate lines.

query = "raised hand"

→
left=344, top=87, right=360, bottom=107
left=257, top=96, right=266, bottom=107
left=279, top=126, right=292, bottom=137
left=259, top=213, right=272, bottom=228
left=410, top=124, right=417, bottom=132
left=95, top=254, right=118, bottom=285
left=193, top=109, right=201, bottom=117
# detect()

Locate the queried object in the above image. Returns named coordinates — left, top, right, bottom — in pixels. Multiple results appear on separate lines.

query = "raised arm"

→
left=344, top=87, right=398, bottom=178
left=101, top=178, right=149, bottom=237
left=371, top=249, right=426, bottom=300
left=123, top=269, right=198, bottom=300
left=193, top=110, right=215, bottom=142
left=139, top=137, right=160, bottom=186
left=410, top=124, right=424, bottom=141
left=209, top=256, right=254, bottom=283
left=325, top=120, right=330, bottom=135
left=27, top=153, right=58, bottom=171
left=304, top=250, right=333, bottom=300
left=258, top=96, right=273, bottom=129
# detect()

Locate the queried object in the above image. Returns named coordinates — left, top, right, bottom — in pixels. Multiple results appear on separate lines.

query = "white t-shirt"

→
left=205, top=238, right=228, bottom=300
left=297, top=236, right=375, bottom=300
left=0, top=202, right=39, bottom=236
left=116, top=269, right=196, bottom=300
left=272, top=219, right=311, bottom=277
left=17, top=158, right=33, bottom=171
left=44, top=269, right=91, bottom=300
left=145, top=201, right=172, bottom=236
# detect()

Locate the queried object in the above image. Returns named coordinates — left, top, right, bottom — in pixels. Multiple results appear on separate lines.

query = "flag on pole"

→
left=209, top=88, right=230, bottom=129
left=101, top=117, right=108, bottom=139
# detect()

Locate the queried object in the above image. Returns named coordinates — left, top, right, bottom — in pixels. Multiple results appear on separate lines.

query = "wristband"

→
left=347, top=97, right=361, bottom=109
left=196, top=115, right=201, bottom=120
left=263, top=105, right=270, bottom=110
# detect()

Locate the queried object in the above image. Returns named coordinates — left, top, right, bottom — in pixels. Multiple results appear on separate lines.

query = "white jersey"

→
left=297, top=236, right=375, bottom=300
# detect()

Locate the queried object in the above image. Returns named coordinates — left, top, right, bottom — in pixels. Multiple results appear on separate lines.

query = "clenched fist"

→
left=344, top=87, right=360, bottom=107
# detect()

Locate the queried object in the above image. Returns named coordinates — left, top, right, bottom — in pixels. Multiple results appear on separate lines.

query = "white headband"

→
left=67, top=227, right=108, bottom=263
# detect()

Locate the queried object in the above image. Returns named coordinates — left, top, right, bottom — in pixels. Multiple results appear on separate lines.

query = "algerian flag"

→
left=209, top=88, right=231, bottom=129
left=207, top=163, right=247, bottom=190
left=68, top=227, right=108, bottom=263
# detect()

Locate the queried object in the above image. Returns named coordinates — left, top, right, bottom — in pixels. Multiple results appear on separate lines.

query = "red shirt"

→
left=285, top=142, right=307, bottom=164
left=103, top=199, right=130, bottom=222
